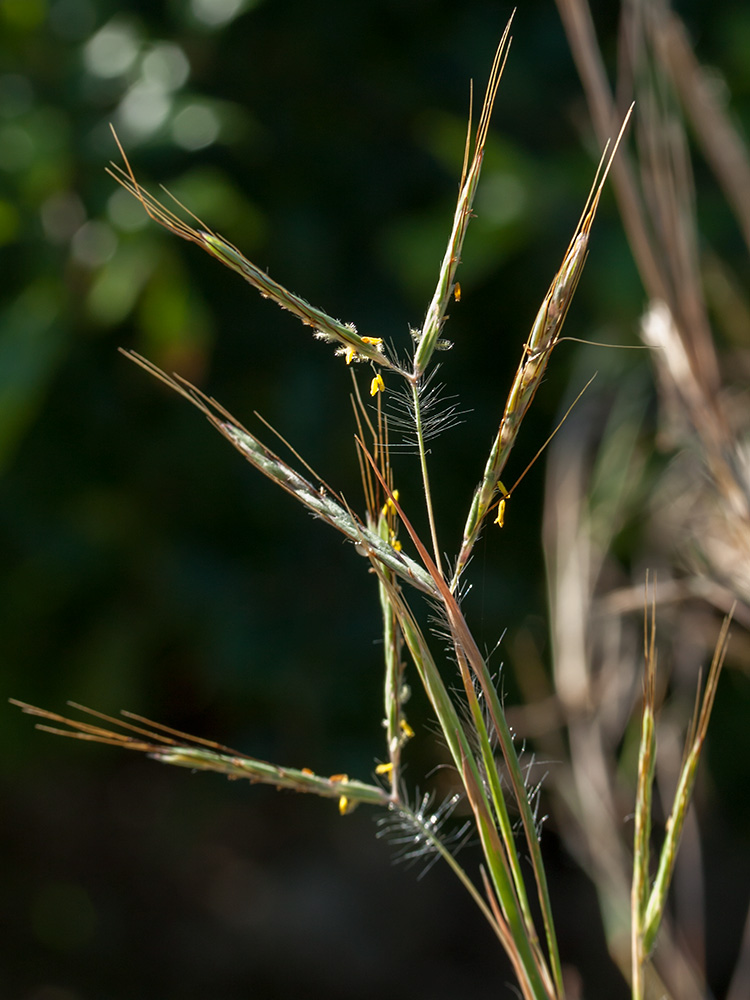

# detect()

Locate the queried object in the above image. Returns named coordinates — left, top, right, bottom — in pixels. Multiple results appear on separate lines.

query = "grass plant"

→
left=12, top=8, right=747, bottom=998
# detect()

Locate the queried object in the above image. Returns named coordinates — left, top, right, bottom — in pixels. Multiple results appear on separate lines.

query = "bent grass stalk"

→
left=10, top=22, right=727, bottom=1000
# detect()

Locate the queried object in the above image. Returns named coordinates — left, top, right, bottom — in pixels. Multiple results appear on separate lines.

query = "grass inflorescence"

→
left=13, top=10, right=743, bottom=999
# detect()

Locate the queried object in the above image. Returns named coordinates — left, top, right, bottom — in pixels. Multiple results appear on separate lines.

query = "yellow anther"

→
left=338, top=795, right=350, bottom=815
left=381, top=490, right=399, bottom=517
left=399, top=719, right=415, bottom=739
left=453, top=281, right=462, bottom=302
left=370, top=373, right=385, bottom=396
left=494, top=497, right=506, bottom=528
left=360, top=336, right=383, bottom=346
left=301, top=767, right=314, bottom=776
left=375, top=762, right=393, bottom=775
left=345, top=347, right=357, bottom=365
left=391, top=538, right=402, bottom=552
left=329, top=773, right=348, bottom=783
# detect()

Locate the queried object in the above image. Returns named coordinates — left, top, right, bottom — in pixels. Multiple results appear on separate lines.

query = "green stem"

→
left=376, top=556, right=403, bottom=796
left=411, top=380, right=443, bottom=578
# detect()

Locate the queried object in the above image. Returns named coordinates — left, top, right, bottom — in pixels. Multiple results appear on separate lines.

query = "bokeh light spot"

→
left=117, top=80, right=171, bottom=137
left=142, top=42, right=190, bottom=92
left=71, top=219, right=118, bottom=267
left=107, top=186, right=149, bottom=232
left=190, top=0, right=249, bottom=28
left=83, top=19, right=140, bottom=79
left=172, top=103, right=221, bottom=151
left=475, top=171, right=527, bottom=227
left=40, top=190, right=86, bottom=244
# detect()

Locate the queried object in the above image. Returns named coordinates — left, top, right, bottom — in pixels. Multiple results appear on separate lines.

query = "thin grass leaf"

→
left=631, top=578, right=658, bottom=999
left=370, top=564, right=474, bottom=779
left=454, top=647, right=538, bottom=937
left=368, top=545, right=546, bottom=989
left=460, top=748, right=554, bottom=1000
left=480, top=866, right=528, bottom=986
left=371, top=561, right=551, bottom=991
left=9, top=700, right=389, bottom=810
left=360, top=445, right=564, bottom=997
left=641, top=610, right=733, bottom=955
left=454, top=630, right=564, bottom=999
left=451, top=105, right=634, bottom=589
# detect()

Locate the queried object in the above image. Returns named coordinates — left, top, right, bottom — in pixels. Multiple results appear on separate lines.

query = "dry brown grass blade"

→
left=555, top=0, right=667, bottom=302
left=557, top=0, right=750, bottom=551
left=652, top=8, right=750, bottom=256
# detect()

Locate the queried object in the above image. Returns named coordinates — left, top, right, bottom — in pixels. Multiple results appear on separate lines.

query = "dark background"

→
left=2, top=1, right=749, bottom=998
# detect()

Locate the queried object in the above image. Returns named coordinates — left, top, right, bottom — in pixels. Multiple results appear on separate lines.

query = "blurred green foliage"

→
left=2, top=2, right=749, bottom=999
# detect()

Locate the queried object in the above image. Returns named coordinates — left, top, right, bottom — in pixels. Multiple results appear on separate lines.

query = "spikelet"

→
left=107, top=128, right=402, bottom=374
left=452, top=105, right=634, bottom=589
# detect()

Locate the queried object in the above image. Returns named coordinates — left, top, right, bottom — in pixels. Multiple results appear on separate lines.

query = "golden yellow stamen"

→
left=494, top=497, right=506, bottom=528
left=381, top=490, right=399, bottom=517
left=370, top=373, right=385, bottom=396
